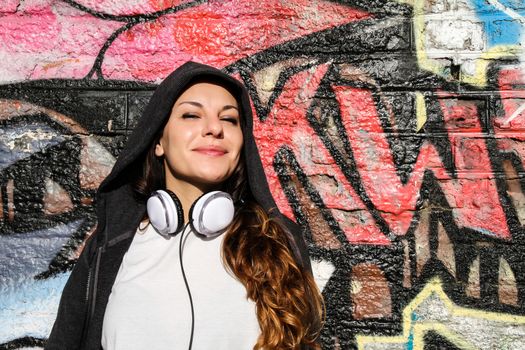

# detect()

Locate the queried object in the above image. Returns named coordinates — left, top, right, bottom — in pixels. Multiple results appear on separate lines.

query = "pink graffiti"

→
left=0, top=0, right=370, bottom=82
left=1, top=0, right=19, bottom=13
left=0, top=0, right=122, bottom=82
left=102, top=0, right=370, bottom=81
left=73, top=0, right=193, bottom=16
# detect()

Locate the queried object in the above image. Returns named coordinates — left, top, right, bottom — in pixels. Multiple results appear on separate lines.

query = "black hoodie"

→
left=45, top=61, right=311, bottom=349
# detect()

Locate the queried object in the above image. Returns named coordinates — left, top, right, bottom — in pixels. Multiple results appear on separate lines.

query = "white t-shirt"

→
left=102, top=224, right=260, bottom=350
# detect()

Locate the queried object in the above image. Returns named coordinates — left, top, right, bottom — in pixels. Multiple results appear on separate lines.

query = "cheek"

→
left=163, top=127, right=193, bottom=153
left=232, top=130, right=243, bottom=154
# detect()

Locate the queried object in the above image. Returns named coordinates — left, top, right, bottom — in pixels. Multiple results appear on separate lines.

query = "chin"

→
left=193, top=172, right=232, bottom=187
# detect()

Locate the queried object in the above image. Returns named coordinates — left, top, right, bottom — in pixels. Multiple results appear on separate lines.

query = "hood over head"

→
left=96, top=61, right=310, bottom=269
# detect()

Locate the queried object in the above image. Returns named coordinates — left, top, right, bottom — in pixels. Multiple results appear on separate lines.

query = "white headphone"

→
left=146, top=190, right=235, bottom=237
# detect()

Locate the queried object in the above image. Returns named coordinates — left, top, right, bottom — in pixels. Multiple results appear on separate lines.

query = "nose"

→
left=202, top=115, right=223, bottom=138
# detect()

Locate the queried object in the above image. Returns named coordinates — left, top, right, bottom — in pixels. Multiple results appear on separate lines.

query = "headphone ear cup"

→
left=147, top=190, right=184, bottom=236
left=189, top=191, right=235, bottom=237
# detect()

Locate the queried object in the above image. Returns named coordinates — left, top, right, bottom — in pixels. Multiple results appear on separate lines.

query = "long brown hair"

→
left=223, top=153, right=324, bottom=349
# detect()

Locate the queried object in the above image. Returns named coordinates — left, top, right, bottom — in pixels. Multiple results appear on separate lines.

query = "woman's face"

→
left=155, top=81, right=243, bottom=192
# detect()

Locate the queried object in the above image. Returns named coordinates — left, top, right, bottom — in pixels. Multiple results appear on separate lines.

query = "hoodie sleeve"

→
left=45, top=235, right=97, bottom=350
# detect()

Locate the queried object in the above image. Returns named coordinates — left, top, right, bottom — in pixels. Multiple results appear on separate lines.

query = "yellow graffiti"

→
left=460, top=46, right=522, bottom=86
left=415, top=91, right=426, bottom=131
left=410, top=0, right=522, bottom=87
left=356, top=278, right=525, bottom=350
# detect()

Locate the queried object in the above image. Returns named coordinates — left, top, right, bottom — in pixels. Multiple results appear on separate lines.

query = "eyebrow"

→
left=177, top=101, right=239, bottom=112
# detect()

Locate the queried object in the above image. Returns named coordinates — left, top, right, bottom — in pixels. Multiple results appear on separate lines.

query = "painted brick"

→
left=1, top=1, right=525, bottom=349
left=424, top=18, right=485, bottom=53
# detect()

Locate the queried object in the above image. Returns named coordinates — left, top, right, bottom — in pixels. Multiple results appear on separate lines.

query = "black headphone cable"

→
left=178, top=222, right=194, bottom=350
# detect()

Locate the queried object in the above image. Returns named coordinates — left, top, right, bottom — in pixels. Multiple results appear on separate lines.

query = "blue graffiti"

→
left=0, top=273, right=70, bottom=342
left=470, top=0, right=524, bottom=47
left=0, top=123, right=65, bottom=171
left=0, top=220, right=82, bottom=343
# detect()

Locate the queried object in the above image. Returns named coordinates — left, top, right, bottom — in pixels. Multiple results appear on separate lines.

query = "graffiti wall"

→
left=1, top=0, right=524, bottom=348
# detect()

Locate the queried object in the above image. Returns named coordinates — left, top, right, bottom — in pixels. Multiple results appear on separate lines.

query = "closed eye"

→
left=221, top=117, right=239, bottom=125
left=182, top=113, right=199, bottom=119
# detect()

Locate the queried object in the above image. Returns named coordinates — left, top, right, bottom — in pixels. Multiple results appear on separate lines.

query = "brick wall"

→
left=1, top=0, right=524, bottom=348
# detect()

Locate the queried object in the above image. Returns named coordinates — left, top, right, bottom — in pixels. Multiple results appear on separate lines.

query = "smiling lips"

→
left=193, top=146, right=227, bottom=156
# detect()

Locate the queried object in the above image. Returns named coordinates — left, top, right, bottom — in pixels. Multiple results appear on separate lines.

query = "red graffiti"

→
left=336, top=86, right=508, bottom=239
left=255, top=63, right=511, bottom=245
left=254, top=65, right=389, bottom=244
left=495, top=66, right=525, bottom=172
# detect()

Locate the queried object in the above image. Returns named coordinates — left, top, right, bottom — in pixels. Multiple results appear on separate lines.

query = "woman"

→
left=46, top=62, right=323, bottom=349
